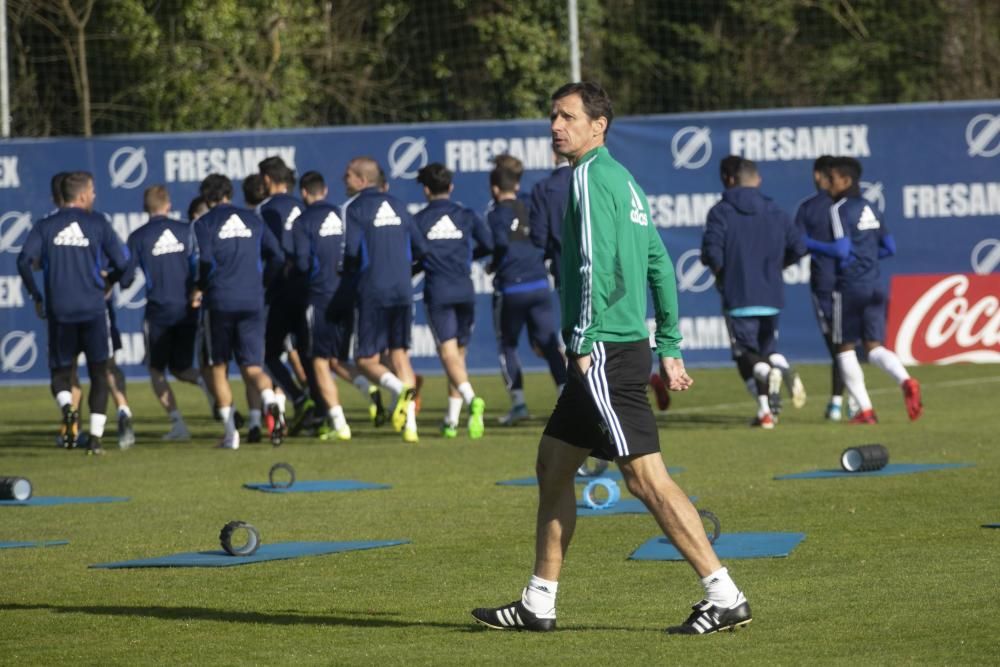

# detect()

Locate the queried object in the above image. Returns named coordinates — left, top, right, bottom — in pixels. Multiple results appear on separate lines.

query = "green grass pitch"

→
left=2, top=363, right=998, bottom=664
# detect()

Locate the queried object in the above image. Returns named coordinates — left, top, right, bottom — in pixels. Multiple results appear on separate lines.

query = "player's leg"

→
left=329, top=307, right=381, bottom=425
left=80, top=314, right=115, bottom=454
left=237, top=308, right=283, bottom=444
left=263, top=301, right=304, bottom=406
left=525, top=289, right=568, bottom=394
left=812, top=291, right=845, bottom=419
left=386, top=305, right=418, bottom=442
left=728, top=316, right=774, bottom=427
left=861, top=287, right=921, bottom=420
left=205, top=310, right=240, bottom=448
left=832, top=290, right=877, bottom=423
left=47, top=319, right=80, bottom=448
left=104, top=304, right=135, bottom=449
left=307, top=302, right=350, bottom=441
left=146, top=319, right=188, bottom=441
left=495, top=292, right=529, bottom=425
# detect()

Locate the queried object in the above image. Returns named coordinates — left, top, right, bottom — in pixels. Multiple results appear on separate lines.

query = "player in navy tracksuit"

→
left=291, top=170, right=355, bottom=441
left=701, top=157, right=806, bottom=428
left=192, top=174, right=286, bottom=449
left=487, top=158, right=567, bottom=426
left=17, top=171, right=132, bottom=454
left=125, top=185, right=206, bottom=441
left=804, top=157, right=922, bottom=424
left=413, top=163, right=493, bottom=438
left=257, top=156, right=312, bottom=429
left=794, top=155, right=849, bottom=420
left=528, top=158, right=572, bottom=288
left=343, top=157, right=427, bottom=442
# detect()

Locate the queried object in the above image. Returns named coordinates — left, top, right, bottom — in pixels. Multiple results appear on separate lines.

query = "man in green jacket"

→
left=472, top=82, right=752, bottom=635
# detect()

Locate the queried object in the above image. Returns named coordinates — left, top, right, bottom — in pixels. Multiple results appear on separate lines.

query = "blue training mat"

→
left=0, top=540, right=69, bottom=549
left=243, top=480, right=391, bottom=493
left=0, top=496, right=129, bottom=507
left=773, top=463, right=973, bottom=480
left=630, top=532, right=806, bottom=560
left=90, top=540, right=410, bottom=569
left=497, top=467, right=684, bottom=487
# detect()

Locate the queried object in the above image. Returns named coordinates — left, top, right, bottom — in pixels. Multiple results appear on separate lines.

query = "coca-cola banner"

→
left=2, top=99, right=998, bottom=383
left=887, top=273, right=1000, bottom=365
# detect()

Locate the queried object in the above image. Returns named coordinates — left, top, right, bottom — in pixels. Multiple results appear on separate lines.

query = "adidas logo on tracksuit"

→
left=284, top=206, right=302, bottom=231
left=53, top=221, right=90, bottom=247
left=152, top=229, right=185, bottom=256
left=627, top=181, right=648, bottom=226
left=427, top=215, right=463, bottom=240
left=373, top=201, right=402, bottom=227
left=218, top=214, right=252, bottom=239
left=318, top=212, right=344, bottom=237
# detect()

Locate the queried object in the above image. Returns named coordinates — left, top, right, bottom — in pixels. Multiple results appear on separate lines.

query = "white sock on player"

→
left=260, top=388, right=276, bottom=409
left=836, top=350, right=873, bottom=411
left=329, top=405, right=347, bottom=431
left=248, top=409, right=262, bottom=429
left=446, top=396, right=463, bottom=427
left=55, top=390, right=72, bottom=409
left=379, top=372, right=404, bottom=396
left=522, top=575, right=558, bottom=617
left=867, top=345, right=910, bottom=384
left=702, top=567, right=740, bottom=608
left=90, top=413, right=107, bottom=438
left=218, top=406, right=235, bottom=437
left=457, top=381, right=475, bottom=405
left=405, top=401, right=417, bottom=430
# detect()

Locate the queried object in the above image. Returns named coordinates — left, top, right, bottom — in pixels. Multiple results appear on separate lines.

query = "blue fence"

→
left=1, top=100, right=998, bottom=383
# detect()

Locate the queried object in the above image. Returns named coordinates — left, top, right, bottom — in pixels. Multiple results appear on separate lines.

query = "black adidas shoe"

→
left=85, top=436, right=105, bottom=457
left=247, top=425, right=262, bottom=443
left=666, top=595, right=752, bottom=635
left=471, top=599, right=555, bottom=632
left=59, top=405, right=79, bottom=449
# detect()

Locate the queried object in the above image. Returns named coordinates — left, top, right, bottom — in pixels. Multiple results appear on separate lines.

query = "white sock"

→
left=457, top=381, right=475, bottom=405
left=701, top=567, right=740, bottom=608
left=867, top=345, right=910, bottom=384
left=405, top=401, right=417, bottom=430
left=752, top=362, right=771, bottom=383
left=836, top=350, right=873, bottom=411
left=118, top=405, right=132, bottom=418
left=353, top=375, right=371, bottom=396
left=55, top=390, right=72, bottom=409
left=260, top=388, right=276, bottom=408
left=511, top=388, right=526, bottom=407
left=275, top=392, right=287, bottom=415
left=756, top=395, right=770, bottom=416
left=522, top=575, right=558, bottom=617
left=830, top=395, right=843, bottom=407
left=379, top=372, right=404, bottom=396
left=168, top=409, right=183, bottom=423
left=219, top=406, right=236, bottom=437
left=248, top=409, right=262, bottom=428
left=90, top=413, right=107, bottom=438
left=446, top=396, right=463, bottom=427
left=329, top=405, right=347, bottom=430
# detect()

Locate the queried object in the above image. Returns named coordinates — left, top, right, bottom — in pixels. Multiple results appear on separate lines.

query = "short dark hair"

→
left=417, top=163, right=452, bottom=195
left=490, top=162, right=521, bottom=193
left=50, top=172, right=69, bottom=206
left=242, top=173, right=266, bottom=207
left=200, top=174, right=233, bottom=206
left=719, top=155, right=743, bottom=184
left=187, top=195, right=208, bottom=222
left=830, top=156, right=862, bottom=183
left=813, top=155, right=835, bottom=174
left=299, top=170, right=326, bottom=196
left=259, top=156, right=295, bottom=187
left=551, top=81, right=614, bottom=136
left=60, top=171, right=93, bottom=204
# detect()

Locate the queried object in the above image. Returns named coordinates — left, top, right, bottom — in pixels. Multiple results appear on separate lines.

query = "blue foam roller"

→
left=243, top=480, right=390, bottom=493
left=497, top=467, right=684, bottom=487
left=0, top=540, right=69, bottom=549
left=575, top=496, right=696, bottom=517
left=90, top=540, right=410, bottom=569
left=774, top=463, right=972, bottom=480
left=630, top=532, right=806, bottom=560
left=0, top=496, right=129, bottom=507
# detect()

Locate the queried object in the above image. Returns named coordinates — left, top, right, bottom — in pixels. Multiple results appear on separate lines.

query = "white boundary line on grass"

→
left=664, top=374, right=1000, bottom=415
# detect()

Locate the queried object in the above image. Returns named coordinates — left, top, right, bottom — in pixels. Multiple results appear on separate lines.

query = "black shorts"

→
left=543, top=339, right=659, bottom=461
left=145, top=312, right=197, bottom=374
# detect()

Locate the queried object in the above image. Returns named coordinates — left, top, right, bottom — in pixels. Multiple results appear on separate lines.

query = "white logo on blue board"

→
left=971, top=238, right=1000, bottom=275
left=675, top=249, right=715, bottom=293
left=388, top=136, right=428, bottom=179
left=0, top=211, right=31, bottom=254
left=671, top=126, right=712, bottom=170
left=114, top=272, right=147, bottom=310
left=1, top=330, right=38, bottom=373
left=966, top=114, right=1000, bottom=158
left=861, top=181, right=885, bottom=214
left=109, top=146, right=149, bottom=189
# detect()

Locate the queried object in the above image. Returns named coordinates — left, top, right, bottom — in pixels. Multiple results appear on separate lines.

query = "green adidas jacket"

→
left=560, top=146, right=682, bottom=358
